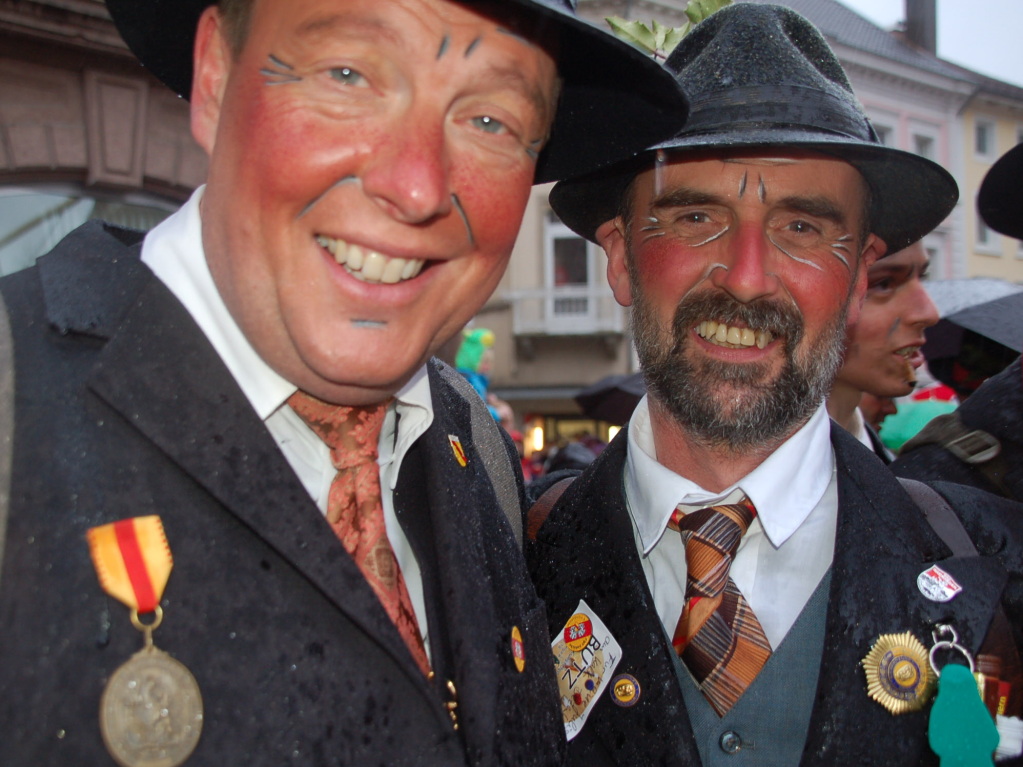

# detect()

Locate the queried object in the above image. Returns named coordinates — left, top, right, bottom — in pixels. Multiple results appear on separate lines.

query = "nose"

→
left=906, top=280, right=940, bottom=329
left=360, top=118, right=453, bottom=225
left=708, top=221, right=779, bottom=303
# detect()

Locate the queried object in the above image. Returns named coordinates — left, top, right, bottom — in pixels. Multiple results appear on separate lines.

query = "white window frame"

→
left=974, top=118, right=997, bottom=161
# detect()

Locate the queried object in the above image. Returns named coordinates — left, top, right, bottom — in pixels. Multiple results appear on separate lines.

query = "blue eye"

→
left=329, top=67, right=366, bottom=87
left=471, top=115, right=507, bottom=135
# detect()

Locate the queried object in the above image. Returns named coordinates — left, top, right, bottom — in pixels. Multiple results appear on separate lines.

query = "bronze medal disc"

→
left=100, top=646, right=203, bottom=767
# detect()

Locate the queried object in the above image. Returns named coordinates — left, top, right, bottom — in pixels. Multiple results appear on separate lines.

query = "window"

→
left=0, top=187, right=174, bottom=276
left=976, top=217, right=998, bottom=253
left=545, top=211, right=595, bottom=318
left=913, top=134, right=935, bottom=160
left=975, top=119, right=996, bottom=159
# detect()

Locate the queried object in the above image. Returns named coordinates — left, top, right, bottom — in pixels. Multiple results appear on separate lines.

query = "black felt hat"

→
left=978, top=143, right=1023, bottom=240
left=103, top=0, right=688, bottom=185
left=550, top=3, right=958, bottom=251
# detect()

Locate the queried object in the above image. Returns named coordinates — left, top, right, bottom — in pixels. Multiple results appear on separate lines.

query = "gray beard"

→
left=631, top=286, right=848, bottom=452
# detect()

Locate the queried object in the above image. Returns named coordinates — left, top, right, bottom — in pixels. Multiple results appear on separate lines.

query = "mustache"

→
left=668, top=291, right=805, bottom=354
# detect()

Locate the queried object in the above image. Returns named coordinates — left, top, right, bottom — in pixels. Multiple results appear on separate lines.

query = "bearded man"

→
left=525, top=5, right=1023, bottom=766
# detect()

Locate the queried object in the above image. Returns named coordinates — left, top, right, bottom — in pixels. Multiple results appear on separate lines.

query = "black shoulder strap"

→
left=526, top=477, right=575, bottom=542
left=900, top=413, right=1012, bottom=499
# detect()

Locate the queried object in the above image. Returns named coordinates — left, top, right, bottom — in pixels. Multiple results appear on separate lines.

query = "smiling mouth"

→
left=696, top=320, right=775, bottom=349
left=316, top=235, right=426, bottom=284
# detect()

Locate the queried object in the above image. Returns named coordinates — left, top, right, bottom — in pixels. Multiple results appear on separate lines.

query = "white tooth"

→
left=755, top=330, right=768, bottom=349
left=361, top=251, right=386, bottom=281
left=316, top=235, right=330, bottom=249
left=726, top=326, right=741, bottom=345
left=715, top=324, right=729, bottom=343
left=381, top=257, right=406, bottom=284
left=740, top=328, right=755, bottom=347
left=705, top=320, right=717, bottom=338
left=402, top=259, right=423, bottom=280
left=347, top=244, right=364, bottom=270
left=332, top=238, right=348, bottom=265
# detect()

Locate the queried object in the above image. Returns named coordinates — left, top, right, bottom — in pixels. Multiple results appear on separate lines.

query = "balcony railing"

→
left=505, top=286, right=625, bottom=336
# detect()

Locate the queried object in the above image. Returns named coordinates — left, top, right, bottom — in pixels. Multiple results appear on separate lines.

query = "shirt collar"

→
left=625, top=396, right=834, bottom=553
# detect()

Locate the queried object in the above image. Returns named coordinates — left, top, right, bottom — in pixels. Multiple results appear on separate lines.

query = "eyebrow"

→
left=775, top=195, right=847, bottom=226
left=649, top=187, right=726, bottom=211
left=468, top=63, right=554, bottom=128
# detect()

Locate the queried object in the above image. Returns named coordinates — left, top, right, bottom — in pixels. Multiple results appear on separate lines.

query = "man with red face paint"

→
left=526, top=5, right=1023, bottom=766
left=0, top=0, right=687, bottom=764
left=826, top=240, right=940, bottom=462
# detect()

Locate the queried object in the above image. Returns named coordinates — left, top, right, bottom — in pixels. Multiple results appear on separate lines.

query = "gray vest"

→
left=673, top=571, right=832, bottom=766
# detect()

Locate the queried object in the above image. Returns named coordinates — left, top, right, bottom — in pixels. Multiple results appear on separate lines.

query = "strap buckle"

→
left=945, top=429, right=1001, bottom=465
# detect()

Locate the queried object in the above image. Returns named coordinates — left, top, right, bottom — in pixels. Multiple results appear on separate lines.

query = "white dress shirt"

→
left=848, top=407, right=875, bottom=452
left=624, top=396, right=838, bottom=649
left=141, top=187, right=435, bottom=657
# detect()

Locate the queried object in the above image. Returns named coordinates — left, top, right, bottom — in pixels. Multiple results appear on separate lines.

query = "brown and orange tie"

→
left=669, top=497, right=771, bottom=716
left=288, top=390, right=431, bottom=676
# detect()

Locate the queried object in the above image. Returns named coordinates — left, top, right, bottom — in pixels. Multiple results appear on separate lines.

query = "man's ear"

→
left=191, top=6, right=231, bottom=156
left=597, top=217, right=633, bottom=307
left=846, top=233, right=886, bottom=328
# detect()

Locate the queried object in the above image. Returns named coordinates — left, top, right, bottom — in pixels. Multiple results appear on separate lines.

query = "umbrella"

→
left=923, top=291, right=1023, bottom=361
left=574, top=372, right=646, bottom=425
left=924, top=277, right=1023, bottom=318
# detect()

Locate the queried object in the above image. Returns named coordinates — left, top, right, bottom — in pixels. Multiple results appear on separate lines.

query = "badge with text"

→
left=861, top=631, right=935, bottom=715
left=551, top=600, right=622, bottom=740
left=917, top=565, right=963, bottom=603
left=88, top=516, right=203, bottom=767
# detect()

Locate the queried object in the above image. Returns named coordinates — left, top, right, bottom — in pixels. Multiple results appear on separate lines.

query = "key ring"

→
left=929, top=623, right=974, bottom=676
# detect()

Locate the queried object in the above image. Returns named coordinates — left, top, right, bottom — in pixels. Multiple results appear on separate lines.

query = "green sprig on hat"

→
left=605, top=0, right=732, bottom=59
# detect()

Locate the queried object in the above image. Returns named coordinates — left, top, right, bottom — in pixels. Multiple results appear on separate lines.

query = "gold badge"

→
left=511, top=626, right=526, bottom=673
left=862, top=631, right=935, bottom=714
left=611, top=674, right=641, bottom=707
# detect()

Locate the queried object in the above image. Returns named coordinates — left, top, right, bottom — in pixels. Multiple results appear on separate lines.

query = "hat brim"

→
left=104, top=0, right=687, bottom=184
left=978, top=143, right=1023, bottom=240
left=551, top=132, right=958, bottom=253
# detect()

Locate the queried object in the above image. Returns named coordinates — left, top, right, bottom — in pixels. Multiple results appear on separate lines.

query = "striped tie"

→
left=669, top=497, right=771, bottom=716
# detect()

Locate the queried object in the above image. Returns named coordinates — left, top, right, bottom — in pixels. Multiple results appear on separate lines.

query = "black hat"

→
left=550, top=3, right=958, bottom=250
left=978, top=143, right=1023, bottom=240
left=103, top=0, right=688, bottom=185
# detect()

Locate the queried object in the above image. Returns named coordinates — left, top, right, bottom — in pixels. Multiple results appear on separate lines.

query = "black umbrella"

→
left=923, top=291, right=1023, bottom=361
left=573, top=373, right=646, bottom=425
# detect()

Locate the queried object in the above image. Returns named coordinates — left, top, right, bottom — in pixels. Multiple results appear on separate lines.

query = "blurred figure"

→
left=894, top=143, right=1023, bottom=501
left=827, top=241, right=939, bottom=462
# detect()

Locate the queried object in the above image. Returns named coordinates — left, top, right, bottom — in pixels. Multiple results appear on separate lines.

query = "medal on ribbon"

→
left=87, top=516, right=203, bottom=767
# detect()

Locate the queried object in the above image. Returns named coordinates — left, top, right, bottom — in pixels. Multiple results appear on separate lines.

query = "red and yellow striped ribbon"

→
left=87, top=516, right=173, bottom=614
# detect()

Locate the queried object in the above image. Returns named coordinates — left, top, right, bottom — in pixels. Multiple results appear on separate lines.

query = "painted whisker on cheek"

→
left=451, top=193, right=476, bottom=248
left=757, top=175, right=766, bottom=204
left=261, top=54, right=302, bottom=85
left=768, top=235, right=824, bottom=271
left=464, top=36, right=482, bottom=57
left=829, top=241, right=851, bottom=269
left=437, top=35, right=450, bottom=59
left=297, top=175, right=360, bottom=219
left=738, top=171, right=748, bottom=199
left=692, top=226, right=730, bottom=247
left=525, top=138, right=544, bottom=161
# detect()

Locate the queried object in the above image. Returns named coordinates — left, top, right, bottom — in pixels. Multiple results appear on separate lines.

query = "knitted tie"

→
left=669, top=497, right=771, bottom=716
left=288, top=391, right=431, bottom=676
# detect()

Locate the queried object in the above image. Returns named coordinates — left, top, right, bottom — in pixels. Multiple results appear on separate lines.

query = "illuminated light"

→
left=608, top=426, right=621, bottom=442
left=531, top=425, right=545, bottom=453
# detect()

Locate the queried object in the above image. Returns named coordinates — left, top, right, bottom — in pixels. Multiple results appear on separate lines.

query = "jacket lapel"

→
left=84, top=274, right=432, bottom=693
left=533, top=431, right=702, bottom=765
left=801, top=426, right=1006, bottom=765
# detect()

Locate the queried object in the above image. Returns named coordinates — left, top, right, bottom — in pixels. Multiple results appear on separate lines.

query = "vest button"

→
left=719, top=731, right=743, bottom=754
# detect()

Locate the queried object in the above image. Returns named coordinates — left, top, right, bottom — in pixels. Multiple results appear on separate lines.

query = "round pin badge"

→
left=611, top=673, right=641, bottom=707
left=510, top=626, right=526, bottom=673
left=861, top=631, right=935, bottom=715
